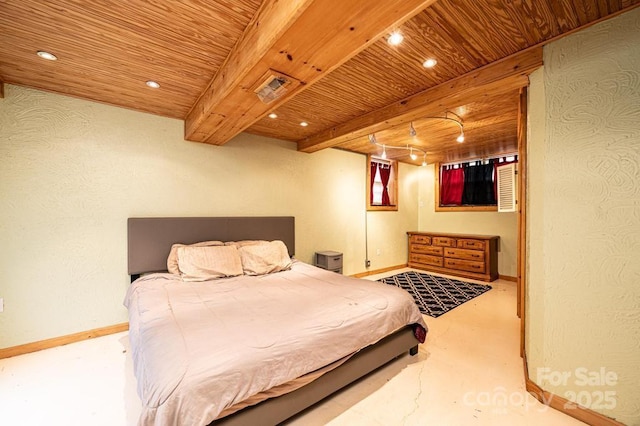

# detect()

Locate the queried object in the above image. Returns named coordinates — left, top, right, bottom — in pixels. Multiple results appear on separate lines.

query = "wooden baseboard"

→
left=0, top=322, right=129, bottom=360
left=499, top=274, right=518, bottom=282
left=351, top=264, right=408, bottom=278
left=522, top=354, right=624, bottom=426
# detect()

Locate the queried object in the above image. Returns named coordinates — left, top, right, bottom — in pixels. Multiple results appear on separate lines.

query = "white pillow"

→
left=224, top=240, right=265, bottom=248
left=239, top=240, right=292, bottom=276
left=167, top=240, right=224, bottom=274
left=177, top=245, right=243, bottom=282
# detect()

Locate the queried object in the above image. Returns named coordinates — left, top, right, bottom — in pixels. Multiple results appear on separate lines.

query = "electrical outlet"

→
left=365, top=260, right=371, bottom=268
left=0, top=298, right=3, bottom=313
left=376, top=248, right=381, bottom=256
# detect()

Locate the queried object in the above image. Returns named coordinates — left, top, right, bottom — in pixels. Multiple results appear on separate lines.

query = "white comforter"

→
left=124, top=261, right=427, bottom=425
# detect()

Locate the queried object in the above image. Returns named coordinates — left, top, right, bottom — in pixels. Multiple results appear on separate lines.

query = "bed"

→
left=126, top=217, right=427, bottom=426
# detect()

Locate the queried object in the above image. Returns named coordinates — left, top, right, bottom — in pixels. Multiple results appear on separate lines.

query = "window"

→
left=367, top=155, right=398, bottom=211
left=435, top=156, right=517, bottom=212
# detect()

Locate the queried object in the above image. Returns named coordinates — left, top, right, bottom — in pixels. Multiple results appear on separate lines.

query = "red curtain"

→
left=379, top=164, right=392, bottom=205
left=370, top=160, right=378, bottom=205
left=440, top=166, right=464, bottom=205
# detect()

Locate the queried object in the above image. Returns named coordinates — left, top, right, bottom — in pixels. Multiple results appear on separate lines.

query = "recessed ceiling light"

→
left=300, top=121, right=309, bottom=127
left=37, top=51, right=57, bottom=61
left=146, top=80, right=160, bottom=89
left=423, top=58, right=437, bottom=68
left=387, top=31, right=404, bottom=46
left=268, top=113, right=278, bottom=119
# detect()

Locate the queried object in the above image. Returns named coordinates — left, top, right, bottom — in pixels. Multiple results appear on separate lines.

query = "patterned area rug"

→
left=379, top=271, right=492, bottom=318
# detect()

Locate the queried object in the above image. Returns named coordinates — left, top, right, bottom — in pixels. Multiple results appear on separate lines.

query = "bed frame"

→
left=127, top=216, right=420, bottom=426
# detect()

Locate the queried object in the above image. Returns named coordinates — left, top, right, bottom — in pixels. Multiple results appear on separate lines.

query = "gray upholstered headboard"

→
left=127, top=217, right=295, bottom=276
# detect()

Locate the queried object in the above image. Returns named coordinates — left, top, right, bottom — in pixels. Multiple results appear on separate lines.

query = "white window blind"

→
left=496, top=163, right=517, bottom=212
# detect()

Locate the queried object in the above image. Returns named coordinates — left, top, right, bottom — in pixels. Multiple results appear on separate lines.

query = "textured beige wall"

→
left=366, top=162, right=421, bottom=270
left=525, top=67, right=547, bottom=371
left=527, top=8, right=640, bottom=424
left=417, top=164, right=518, bottom=277
left=0, top=85, right=419, bottom=348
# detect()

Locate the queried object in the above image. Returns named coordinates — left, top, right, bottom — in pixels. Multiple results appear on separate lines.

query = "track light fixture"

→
left=368, top=133, right=426, bottom=166
left=419, top=111, right=465, bottom=143
left=367, top=112, right=463, bottom=165
left=449, top=112, right=465, bottom=143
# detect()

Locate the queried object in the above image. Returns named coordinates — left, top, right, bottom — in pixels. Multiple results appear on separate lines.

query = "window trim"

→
left=367, top=155, right=398, bottom=211
left=434, top=161, right=498, bottom=212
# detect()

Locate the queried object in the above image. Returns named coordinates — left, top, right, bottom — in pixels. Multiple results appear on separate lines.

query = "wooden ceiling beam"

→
left=185, top=0, right=438, bottom=145
left=297, top=47, right=543, bottom=153
left=185, top=0, right=314, bottom=142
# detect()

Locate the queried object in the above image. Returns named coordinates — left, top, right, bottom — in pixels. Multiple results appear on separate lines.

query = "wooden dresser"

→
left=407, top=232, right=499, bottom=282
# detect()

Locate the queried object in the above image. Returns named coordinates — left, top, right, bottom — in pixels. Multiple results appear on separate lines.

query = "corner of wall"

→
left=524, top=8, right=640, bottom=424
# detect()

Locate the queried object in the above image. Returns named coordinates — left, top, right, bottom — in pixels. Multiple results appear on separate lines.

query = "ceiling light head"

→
left=422, top=153, right=427, bottom=167
left=409, top=122, right=417, bottom=137
left=268, top=113, right=278, bottom=119
left=422, top=58, right=437, bottom=68
left=368, top=134, right=378, bottom=144
left=300, top=121, right=309, bottom=127
left=420, top=112, right=465, bottom=145
left=37, top=50, right=57, bottom=61
left=387, top=31, right=404, bottom=46
left=410, top=147, right=418, bottom=161
left=381, top=145, right=387, bottom=160
left=145, top=80, right=160, bottom=89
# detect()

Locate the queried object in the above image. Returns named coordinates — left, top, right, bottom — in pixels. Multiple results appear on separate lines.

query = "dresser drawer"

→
left=412, top=245, right=443, bottom=256
left=444, top=247, right=485, bottom=262
left=444, top=258, right=485, bottom=273
left=410, top=235, right=431, bottom=245
left=457, top=239, right=485, bottom=250
left=432, top=236, right=456, bottom=247
left=410, top=253, right=443, bottom=267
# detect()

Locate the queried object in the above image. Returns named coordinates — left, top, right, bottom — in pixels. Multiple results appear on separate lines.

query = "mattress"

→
left=124, top=261, right=427, bottom=425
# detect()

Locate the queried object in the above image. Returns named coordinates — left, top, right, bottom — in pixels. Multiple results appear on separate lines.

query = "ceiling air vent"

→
left=497, top=163, right=517, bottom=213
left=253, top=70, right=299, bottom=104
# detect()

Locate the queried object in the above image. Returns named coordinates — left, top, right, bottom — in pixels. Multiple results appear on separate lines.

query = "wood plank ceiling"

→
left=0, top=0, right=262, bottom=118
left=1, top=0, right=637, bottom=164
